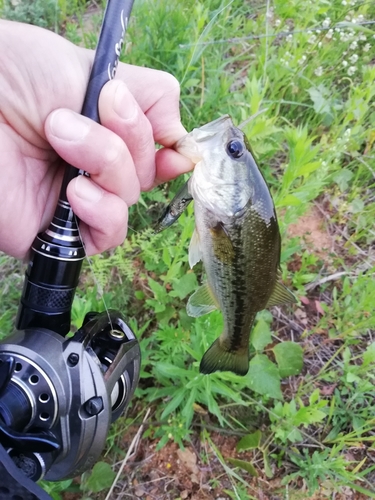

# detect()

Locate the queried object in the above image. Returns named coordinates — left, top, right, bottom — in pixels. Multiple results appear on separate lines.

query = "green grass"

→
left=1, top=0, right=375, bottom=498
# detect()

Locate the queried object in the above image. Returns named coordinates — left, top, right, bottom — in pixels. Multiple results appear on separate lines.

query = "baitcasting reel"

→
left=0, top=310, right=140, bottom=483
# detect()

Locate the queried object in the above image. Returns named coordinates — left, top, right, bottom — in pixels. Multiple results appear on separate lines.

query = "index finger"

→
left=116, top=64, right=187, bottom=146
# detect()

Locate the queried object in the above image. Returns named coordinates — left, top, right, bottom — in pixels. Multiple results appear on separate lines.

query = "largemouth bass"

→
left=158, top=115, right=296, bottom=376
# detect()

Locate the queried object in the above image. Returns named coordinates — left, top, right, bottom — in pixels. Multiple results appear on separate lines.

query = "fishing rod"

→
left=17, top=0, right=134, bottom=336
left=0, top=1, right=140, bottom=498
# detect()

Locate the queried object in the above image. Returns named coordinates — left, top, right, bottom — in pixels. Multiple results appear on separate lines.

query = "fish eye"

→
left=227, top=140, right=244, bottom=159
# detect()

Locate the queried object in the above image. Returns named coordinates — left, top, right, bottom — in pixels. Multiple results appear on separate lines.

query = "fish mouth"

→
left=174, top=134, right=202, bottom=163
left=193, top=115, right=233, bottom=142
left=174, top=115, right=234, bottom=163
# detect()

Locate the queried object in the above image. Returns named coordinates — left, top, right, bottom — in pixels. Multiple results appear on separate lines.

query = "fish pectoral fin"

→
left=200, top=337, right=249, bottom=376
left=266, top=280, right=298, bottom=308
left=189, top=227, right=202, bottom=268
left=210, top=222, right=235, bottom=264
left=187, top=283, right=218, bottom=317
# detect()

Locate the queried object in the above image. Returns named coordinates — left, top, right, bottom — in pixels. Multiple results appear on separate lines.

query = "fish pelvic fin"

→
left=266, top=280, right=297, bottom=308
left=187, top=282, right=218, bottom=317
left=189, top=227, right=202, bottom=268
left=200, top=337, right=249, bottom=376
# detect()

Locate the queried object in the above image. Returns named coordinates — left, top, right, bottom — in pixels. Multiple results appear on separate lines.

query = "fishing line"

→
left=75, top=216, right=110, bottom=320
left=178, top=20, right=375, bottom=48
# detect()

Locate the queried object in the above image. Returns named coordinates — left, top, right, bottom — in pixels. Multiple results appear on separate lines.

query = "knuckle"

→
left=159, top=71, right=181, bottom=97
left=97, top=212, right=127, bottom=250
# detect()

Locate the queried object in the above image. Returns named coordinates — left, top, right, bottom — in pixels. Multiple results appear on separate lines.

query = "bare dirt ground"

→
left=64, top=425, right=370, bottom=499
left=287, top=205, right=334, bottom=256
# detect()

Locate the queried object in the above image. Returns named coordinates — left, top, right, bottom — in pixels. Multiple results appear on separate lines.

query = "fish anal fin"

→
left=200, top=337, right=249, bottom=376
left=187, top=283, right=218, bottom=318
left=188, top=227, right=202, bottom=268
left=210, top=222, right=235, bottom=264
left=266, top=280, right=297, bottom=308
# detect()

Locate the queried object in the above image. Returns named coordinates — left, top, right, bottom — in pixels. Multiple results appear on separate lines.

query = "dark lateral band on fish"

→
left=156, top=115, right=296, bottom=376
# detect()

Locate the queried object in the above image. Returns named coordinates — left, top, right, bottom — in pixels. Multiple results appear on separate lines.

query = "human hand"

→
left=0, top=20, right=192, bottom=259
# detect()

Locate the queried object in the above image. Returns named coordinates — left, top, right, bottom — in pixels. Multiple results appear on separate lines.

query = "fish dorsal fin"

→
left=210, top=222, right=235, bottom=264
left=188, top=227, right=202, bottom=268
left=187, top=282, right=219, bottom=318
left=266, top=280, right=297, bottom=308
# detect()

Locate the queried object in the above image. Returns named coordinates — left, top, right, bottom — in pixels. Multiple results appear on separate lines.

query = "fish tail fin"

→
left=200, top=337, right=249, bottom=376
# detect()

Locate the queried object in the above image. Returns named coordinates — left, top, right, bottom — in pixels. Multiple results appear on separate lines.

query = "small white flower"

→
left=318, top=41, right=322, bottom=48
left=350, top=41, right=358, bottom=50
left=298, top=55, right=307, bottom=65
left=342, top=60, right=348, bottom=67
left=357, top=14, right=364, bottom=22
left=363, top=43, right=371, bottom=52
left=275, top=19, right=281, bottom=27
left=326, top=29, right=334, bottom=39
left=347, top=66, right=357, bottom=76
left=351, top=17, right=357, bottom=24
left=349, top=54, right=358, bottom=63
left=315, top=66, right=323, bottom=76
left=286, top=34, right=293, bottom=43
left=344, top=128, right=351, bottom=136
left=342, top=0, right=346, bottom=4
left=335, top=28, right=341, bottom=33
left=359, top=34, right=367, bottom=41
left=308, top=34, right=317, bottom=44
left=316, top=29, right=321, bottom=34
left=340, top=32, right=348, bottom=42
left=322, top=18, right=331, bottom=29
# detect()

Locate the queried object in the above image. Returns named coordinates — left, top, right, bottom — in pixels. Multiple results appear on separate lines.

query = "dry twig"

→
left=304, top=271, right=349, bottom=291
left=105, top=408, right=151, bottom=500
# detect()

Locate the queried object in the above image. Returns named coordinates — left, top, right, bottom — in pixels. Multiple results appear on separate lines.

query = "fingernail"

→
left=113, top=82, right=137, bottom=121
left=50, top=109, right=90, bottom=141
left=74, top=175, right=103, bottom=202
